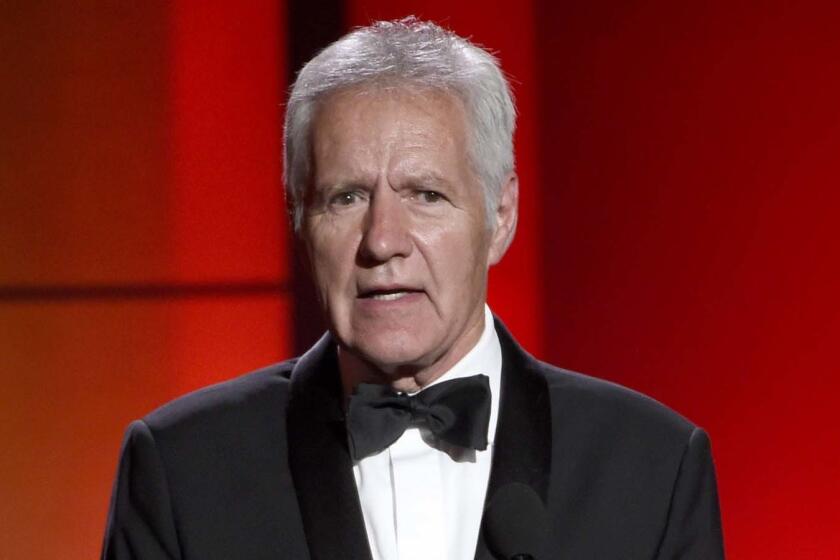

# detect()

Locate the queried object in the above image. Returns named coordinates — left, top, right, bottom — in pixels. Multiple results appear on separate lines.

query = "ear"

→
left=488, top=173, right=519, bottom=266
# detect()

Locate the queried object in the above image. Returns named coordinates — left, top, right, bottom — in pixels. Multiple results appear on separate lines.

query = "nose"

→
left=358, top=188, right=413, bottom=265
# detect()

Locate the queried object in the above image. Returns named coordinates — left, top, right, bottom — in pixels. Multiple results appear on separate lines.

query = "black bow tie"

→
left=346, top=374, right=491, bottom=461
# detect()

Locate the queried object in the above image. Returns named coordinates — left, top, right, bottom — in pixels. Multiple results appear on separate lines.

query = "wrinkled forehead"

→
left=318, top=77, right=465, bottom=104
left=311, top=82, right=469, bottom=129
left=309, top=85, right=473, bottom=180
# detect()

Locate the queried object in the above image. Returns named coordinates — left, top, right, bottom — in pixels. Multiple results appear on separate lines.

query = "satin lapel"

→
left=474, top=318, right=553, bottom=560
left=287, top=334, right=373, bottom=560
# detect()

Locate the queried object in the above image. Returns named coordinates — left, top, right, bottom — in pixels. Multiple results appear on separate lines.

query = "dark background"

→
left=2, top=1, right=839, bottom=557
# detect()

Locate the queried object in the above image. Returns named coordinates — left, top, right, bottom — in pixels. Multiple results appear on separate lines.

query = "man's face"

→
left=301, top=88, right=515, bottom=383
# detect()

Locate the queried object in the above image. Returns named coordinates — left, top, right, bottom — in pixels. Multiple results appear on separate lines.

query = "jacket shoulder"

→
left=530, top=361, right=721, bottom=557
left=538, top=361, right=697, bottom=445
left=111, top=359, right=309, bottom=559
left=143, top=359, right=298, bottom=435
left=495, top=315, right=696, bottom=440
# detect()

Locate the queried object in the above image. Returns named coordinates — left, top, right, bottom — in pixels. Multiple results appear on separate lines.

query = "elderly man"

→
left=103, top=18, right=724, bottom=560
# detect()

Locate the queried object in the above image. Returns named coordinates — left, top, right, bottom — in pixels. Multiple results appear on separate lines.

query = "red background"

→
left=2, top=1, right=839, bottom=558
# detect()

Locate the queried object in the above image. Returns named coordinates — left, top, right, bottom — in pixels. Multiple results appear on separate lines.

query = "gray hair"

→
left=283, top=17, right=517, bottom=231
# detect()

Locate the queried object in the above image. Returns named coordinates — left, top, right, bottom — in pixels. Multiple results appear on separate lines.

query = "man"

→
left=103, top=18, right=724, bottom=560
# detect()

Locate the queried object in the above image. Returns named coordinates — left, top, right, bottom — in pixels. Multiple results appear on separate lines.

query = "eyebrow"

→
left=401, top=172, right=453, bottom=190
left=315, top=172, right=454, bottom=193
left=313, top=180, right=369, bottom=194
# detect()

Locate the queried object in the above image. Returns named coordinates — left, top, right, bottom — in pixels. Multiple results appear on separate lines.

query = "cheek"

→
left=315, top=246, right=349, bottom=287
left=312, top=235, right=356, bottom=297
left=307, top=233, right=351, bottom=292
left=421, top=222, right=492, bottom=284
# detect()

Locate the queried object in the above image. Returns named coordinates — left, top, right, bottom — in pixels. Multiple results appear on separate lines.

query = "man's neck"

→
left=337, top=351, right=428, bottom=394
left=337, top=311, right=488, bottom=396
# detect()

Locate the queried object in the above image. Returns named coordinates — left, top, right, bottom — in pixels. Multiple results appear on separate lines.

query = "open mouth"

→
left=358, top=289, right=422, bottom=301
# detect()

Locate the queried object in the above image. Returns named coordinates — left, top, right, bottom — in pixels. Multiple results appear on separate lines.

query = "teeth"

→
left=370, top=291, right=409, bottom=301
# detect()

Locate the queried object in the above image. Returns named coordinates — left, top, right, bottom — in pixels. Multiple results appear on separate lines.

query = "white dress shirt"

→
left=352, top=305, right=502, bottom=560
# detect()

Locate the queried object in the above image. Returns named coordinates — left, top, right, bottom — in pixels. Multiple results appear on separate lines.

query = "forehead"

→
left=314, top=84, right=467, bottom=124
left=310, top=86, right=470, bottom=168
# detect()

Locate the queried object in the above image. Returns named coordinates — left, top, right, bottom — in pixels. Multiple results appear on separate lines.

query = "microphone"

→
left=484, top=482, right=550, bottom=560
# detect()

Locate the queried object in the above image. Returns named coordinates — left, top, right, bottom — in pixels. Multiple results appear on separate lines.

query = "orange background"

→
left=2, top=1, right=839, bottom=558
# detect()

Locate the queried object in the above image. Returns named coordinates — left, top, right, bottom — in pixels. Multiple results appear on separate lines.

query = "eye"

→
left=414, top=190, right=444, bottom=204
left=329, top=190, right=365, bottom=207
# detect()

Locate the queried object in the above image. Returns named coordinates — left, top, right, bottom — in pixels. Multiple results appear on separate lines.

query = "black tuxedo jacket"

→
left=102, top=320, right=724, bottom=559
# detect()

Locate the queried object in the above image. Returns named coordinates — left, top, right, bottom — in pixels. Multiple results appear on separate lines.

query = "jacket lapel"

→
left=474, top=318, right=553, bottom=560
left=286, top=320, right=551, bottom=560
left=286, top=333, right=373, bottom=560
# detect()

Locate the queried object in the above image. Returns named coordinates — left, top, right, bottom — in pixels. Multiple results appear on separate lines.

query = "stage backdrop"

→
left=1, top=1, right=838, bottom=558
